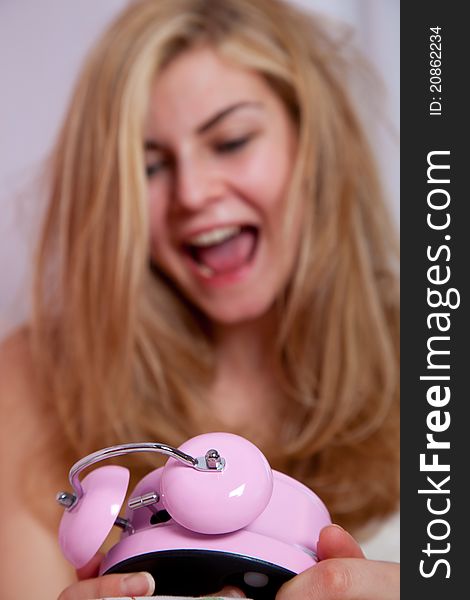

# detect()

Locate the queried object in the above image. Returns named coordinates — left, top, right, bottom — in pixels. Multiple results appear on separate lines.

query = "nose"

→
left=173, top=154, right=223, bottom=212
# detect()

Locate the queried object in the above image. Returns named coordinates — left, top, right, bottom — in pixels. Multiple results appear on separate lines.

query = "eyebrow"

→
left=144, top=101, right=262, bottom=150
left=196, top=100, right=262, bottom=133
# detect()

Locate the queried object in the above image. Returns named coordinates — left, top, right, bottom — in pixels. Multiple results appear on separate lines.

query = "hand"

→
left=276, top=524, right=399, bottom=600
left=57, top=552, right=155, bottom=599
left=57, top=552, right=245, bottom=599
left=205, top=587, right=246, bottom=597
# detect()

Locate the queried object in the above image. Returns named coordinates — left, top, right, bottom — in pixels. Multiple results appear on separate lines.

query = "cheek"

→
left=148, top=187, right=170, bottom=261
left=237, top=141, right=295, bottom=213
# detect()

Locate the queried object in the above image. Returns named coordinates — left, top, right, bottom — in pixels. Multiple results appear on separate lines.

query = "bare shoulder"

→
left=0, top=326, right=35, bottom=394
left=0, top=326, right=35, bottom=406
left=0, top=328, right=76, bottom=598
left=0, top=325, right=60, bottom=486
left=0, top=326, right=45, bottom=446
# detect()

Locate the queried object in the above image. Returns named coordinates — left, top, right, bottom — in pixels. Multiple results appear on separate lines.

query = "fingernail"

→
left=329, top=523, right=345, bottom=531
left=121, top=571, right=155, bottom=596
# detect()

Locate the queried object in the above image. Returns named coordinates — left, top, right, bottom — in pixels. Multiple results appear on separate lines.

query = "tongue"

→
left=194, top=229, right=256, bottom=274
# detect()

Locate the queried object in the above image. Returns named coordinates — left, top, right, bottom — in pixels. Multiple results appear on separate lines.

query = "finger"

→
left=317, top=524, right=365, bottom=560
left=276, top=558, right=399, bottom=600
left=204, top=585, right=246, bottom=597
left=57, top=571, right=155, bottom=600
left=76, top=552, right=104, bottom=580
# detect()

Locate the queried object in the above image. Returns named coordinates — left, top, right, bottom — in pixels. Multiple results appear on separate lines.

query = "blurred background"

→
left=0, top=0, right=399, bottom=560
left=0, top=0, right=399, bottom=340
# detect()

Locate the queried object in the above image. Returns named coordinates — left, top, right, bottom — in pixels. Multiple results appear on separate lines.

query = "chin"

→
left=199, top=297, right=274, bottom=326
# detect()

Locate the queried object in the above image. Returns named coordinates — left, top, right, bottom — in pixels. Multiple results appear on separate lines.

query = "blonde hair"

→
left=32, top=0, right=399, bottom=533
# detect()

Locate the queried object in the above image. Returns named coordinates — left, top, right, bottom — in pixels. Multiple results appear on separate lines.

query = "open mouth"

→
left=182, top=225, right=259, bottom=278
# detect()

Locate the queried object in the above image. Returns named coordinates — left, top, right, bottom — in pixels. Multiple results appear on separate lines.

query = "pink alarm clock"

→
left=57, top=432, right=331, bottom=598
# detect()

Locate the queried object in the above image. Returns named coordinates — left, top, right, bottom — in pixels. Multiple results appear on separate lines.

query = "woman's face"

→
left=145, top=46, right=301, bottom=324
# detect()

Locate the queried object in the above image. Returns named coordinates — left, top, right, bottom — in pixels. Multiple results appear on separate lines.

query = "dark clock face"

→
left=106, top=549, right=296, bottom=599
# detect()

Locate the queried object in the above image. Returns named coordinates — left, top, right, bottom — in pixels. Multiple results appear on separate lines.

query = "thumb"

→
left=317, top=524, right=365, bottom=560
left=58, top=571, right=155, bottom=600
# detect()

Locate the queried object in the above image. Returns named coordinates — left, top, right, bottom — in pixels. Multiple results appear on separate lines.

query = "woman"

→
left=0, top=0, right=399, bottom=598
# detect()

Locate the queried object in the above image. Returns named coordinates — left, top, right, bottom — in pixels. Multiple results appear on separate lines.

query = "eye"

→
left=146, top=162, right=163, bottom=178
left=145, top=157, right=171, bottom=178
left=215, top=135, right=253, bottom=154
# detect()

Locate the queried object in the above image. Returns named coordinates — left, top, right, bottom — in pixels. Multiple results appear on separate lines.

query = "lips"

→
left=182, top=225, right=258, bottom=277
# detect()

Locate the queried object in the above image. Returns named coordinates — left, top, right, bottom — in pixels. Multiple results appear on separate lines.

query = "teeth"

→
left=188, top=226, right=241, bottom=247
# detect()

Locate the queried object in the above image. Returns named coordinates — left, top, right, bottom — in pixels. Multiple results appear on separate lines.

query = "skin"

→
left=146, top=45, right=304, bottom=432
left=0, top=46, right=399, bottom=599
left=145, top=46, right=302, bottom=326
